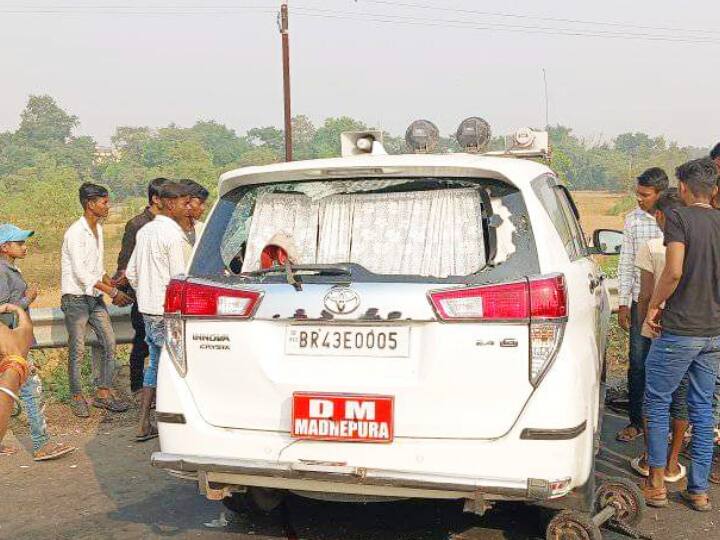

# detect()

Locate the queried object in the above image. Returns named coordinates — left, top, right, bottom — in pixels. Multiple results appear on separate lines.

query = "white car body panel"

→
left=153, top=151, right=610, bottom=509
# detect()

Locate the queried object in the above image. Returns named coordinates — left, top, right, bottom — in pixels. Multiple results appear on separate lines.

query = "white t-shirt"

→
left=60, top=217, right=105, bottom=297
left=635, top=237, right=665, bottom=338
left=126, top=215, right=187, bottom=316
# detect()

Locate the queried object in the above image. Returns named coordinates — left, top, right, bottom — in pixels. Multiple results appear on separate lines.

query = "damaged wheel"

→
left=546, top=510, right=602, bottom=540
left=594, top=476, right=645, bottom=528
left=222, top=487, right=287, bottom=517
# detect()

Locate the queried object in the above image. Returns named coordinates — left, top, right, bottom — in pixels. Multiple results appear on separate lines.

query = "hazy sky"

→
left=1, top=0, right=719, bottom=147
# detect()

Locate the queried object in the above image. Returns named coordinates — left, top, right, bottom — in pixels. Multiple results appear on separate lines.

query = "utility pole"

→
left=279, top=2, right=292, bottom=161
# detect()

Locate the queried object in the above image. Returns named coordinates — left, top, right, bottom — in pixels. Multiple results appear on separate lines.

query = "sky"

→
left=1, top=0, right=719, bottom=147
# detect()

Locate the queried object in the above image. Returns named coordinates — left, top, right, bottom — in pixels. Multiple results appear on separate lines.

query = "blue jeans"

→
left=645, top=332, right=720, bottom=493
left=19, top=373, right=50, bottom=452
left=628, top=302, right=651, bottom=428
left=143, top=315, right=165, bottom=389
left=61, top=295, right=116, bottom=396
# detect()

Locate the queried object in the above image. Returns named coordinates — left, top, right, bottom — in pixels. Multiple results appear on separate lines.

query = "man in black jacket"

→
left=114, top=178, right=168, bottom=396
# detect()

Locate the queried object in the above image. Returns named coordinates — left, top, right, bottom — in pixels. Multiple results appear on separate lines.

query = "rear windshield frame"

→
left=190, top=176, right=540, bottom=285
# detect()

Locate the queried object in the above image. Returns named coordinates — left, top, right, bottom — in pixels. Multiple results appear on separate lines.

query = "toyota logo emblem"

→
left=323, top=287, right=361, bottom=315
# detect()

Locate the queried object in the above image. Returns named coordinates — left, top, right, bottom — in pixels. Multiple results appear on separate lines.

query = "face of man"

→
left=162, top=196, right=192, bottom=222
left=87, top=196, right=110, bottom=219
left=636, top=185, right=661, bottom=213
left=0, top=241, right=27, bottom=260
left=188, top=197, right=206, bottom=221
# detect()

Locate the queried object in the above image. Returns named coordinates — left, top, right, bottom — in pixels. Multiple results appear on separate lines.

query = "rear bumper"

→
left=151, top=451, right=593, bottom=510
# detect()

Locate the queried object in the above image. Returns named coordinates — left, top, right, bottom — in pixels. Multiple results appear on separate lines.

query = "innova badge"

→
left=324, top=286, right=360, bottom=315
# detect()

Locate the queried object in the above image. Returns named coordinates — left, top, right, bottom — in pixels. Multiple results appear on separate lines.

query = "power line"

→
left=289, top=7, right=720, bottom=45
left=359, top=0, right=720, bottom=37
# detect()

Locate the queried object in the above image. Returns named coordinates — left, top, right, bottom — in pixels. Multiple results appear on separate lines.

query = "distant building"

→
left=94, top=145, right=119, bottom=163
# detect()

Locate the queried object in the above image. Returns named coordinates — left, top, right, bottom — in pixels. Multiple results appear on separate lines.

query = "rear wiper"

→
left=243, top=264, right=352, bottom=291
left=244, top=264, right=352, bottom=277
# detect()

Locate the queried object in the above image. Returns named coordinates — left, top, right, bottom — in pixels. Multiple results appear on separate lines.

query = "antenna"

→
left=542, top=68, right=549, bottom=129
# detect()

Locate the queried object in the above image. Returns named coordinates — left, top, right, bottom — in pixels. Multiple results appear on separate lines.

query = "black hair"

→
left=655, top=188, right=683, bottom=214
left=157, top=181, right=191, bottom=199
left=637, top=167, right=669, bottom=192
left=148, top=177, right=170, bottom=205
left=79, top=182, right=109, bottom=208
left=178, top=179, right=209, bottom=201
left=676, top=158, right=718, bottom=198
left=710, top=142, right=720, bottom=160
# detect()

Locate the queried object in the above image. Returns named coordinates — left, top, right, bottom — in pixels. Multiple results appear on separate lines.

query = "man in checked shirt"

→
left=616, top=167, right=668, bottom=442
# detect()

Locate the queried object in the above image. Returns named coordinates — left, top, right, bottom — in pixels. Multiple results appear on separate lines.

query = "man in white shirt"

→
left=60, top=183, right=132, bottom=417
left=126, top=182, right=191, bottom=441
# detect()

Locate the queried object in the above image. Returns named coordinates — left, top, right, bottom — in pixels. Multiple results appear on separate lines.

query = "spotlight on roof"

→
left=456, top=117, right=492, bottom=153
left=405, top=119, right=439, bottom=154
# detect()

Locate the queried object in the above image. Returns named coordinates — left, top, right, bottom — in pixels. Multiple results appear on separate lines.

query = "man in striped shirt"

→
left=616, top=168, right=667, bottom=442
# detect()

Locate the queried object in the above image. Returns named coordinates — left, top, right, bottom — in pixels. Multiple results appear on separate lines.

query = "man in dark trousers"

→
left=114, top=178, right=168, bottom=398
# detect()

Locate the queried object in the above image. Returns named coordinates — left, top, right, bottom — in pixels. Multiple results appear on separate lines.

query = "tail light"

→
left=428, top=274, right=567, bottom=386
left=163, top=279, right=263, bottom=377
left=164, top=279, right=263, bottom=318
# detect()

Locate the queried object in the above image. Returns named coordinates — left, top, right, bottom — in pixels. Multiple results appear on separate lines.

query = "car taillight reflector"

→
left=429, top=274, right=568, bottom=323
left=530, top=275, right=568, bottom=319
left=429, top=281, right=529, bottom=321
left=164, top=279, right=262, bottom=318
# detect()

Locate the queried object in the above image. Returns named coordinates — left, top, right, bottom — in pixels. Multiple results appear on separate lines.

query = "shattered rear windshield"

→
left=191, top=177, right=535, bottom=283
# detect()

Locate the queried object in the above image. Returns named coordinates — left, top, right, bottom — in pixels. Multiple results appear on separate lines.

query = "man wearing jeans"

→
left=616, top=168, right=668, bottom=442
left=114, top=178, right=168, bottom=397
left=126, top=181, right=190, bottom=441
left=643, top=158, right=720, bottom=511
left=61, top=183, right=132, bottom=417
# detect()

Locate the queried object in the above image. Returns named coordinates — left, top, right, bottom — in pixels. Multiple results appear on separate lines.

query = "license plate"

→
left=285, top=326, right=410, bottom=357
left=291, top=392, right=394, bottom=443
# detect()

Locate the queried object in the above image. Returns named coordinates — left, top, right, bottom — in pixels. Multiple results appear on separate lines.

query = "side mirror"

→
left=590, top=229, right=623, bottom=256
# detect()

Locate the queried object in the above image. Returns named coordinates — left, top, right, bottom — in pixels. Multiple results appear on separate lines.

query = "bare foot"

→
left=0, top=444, right=17, bottom=456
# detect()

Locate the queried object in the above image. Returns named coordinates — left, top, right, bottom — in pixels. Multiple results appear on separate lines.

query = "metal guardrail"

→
left=28, top=278, right=619, bottom=349
left=31, top=306, right=133, bottom=349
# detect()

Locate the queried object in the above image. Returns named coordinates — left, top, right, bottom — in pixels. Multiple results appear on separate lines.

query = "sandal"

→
left=664, top=463, right=687, bottom=483
left=33, top=442, right=77, bottom=462
left=680, top=490, right=713, bottom=512
left=70, top=397, right=90, bottom=418
left=0, top=444, right=17, bottom=456
left=710, top=458, right=720, bottom=485
left=630, top=455, right=649, bottom=477
left=641, top=481, right=668, bottom=508
left=93, top=396, right=129, bottom=413
left=617, top=424, right=643, bottom=442
left=135, top=425, right=159, bottom=442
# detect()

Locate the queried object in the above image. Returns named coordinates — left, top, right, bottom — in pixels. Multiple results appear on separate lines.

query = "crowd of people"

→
left=617, top=144, right=720, bottom=511
left=0, top=176, right=208, bottom=459
left=3, top=145, right=720, bottom=516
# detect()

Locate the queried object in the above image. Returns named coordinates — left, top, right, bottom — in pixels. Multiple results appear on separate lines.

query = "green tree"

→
left=16, top=95, right=79, bottom=150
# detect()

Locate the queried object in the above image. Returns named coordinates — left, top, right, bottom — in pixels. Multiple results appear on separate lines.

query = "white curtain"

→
left=242, top=188, right=485, bottom=278
left=241, top=193, right=319, bottom=272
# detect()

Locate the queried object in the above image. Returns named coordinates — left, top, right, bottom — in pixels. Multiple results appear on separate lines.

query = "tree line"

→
left=0, top=95, right=711, bottom=232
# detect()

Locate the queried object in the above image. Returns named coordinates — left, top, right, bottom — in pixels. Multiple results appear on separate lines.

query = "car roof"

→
left=218, top=152, right=553, bottom=196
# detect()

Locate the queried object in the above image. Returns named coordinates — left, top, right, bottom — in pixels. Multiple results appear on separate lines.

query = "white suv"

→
left=151, top=133, right=620, bottom=536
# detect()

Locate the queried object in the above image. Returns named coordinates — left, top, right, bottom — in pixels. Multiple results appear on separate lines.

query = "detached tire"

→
left=222, top=487, right=287, bottom=517
left=594, top=476, right=646, bottom=528
left=546, top=510, right=602, bottom=540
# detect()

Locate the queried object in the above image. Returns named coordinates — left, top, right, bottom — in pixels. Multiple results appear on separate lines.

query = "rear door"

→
left=181, top=177, right=543, bottom=440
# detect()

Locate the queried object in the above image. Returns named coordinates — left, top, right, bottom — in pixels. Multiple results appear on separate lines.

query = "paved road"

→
left=1, top=412, right=718, bottom=539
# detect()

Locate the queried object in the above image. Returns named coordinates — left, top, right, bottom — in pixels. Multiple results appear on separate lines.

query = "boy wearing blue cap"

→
left=0, top=224, right=76, bottom=461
